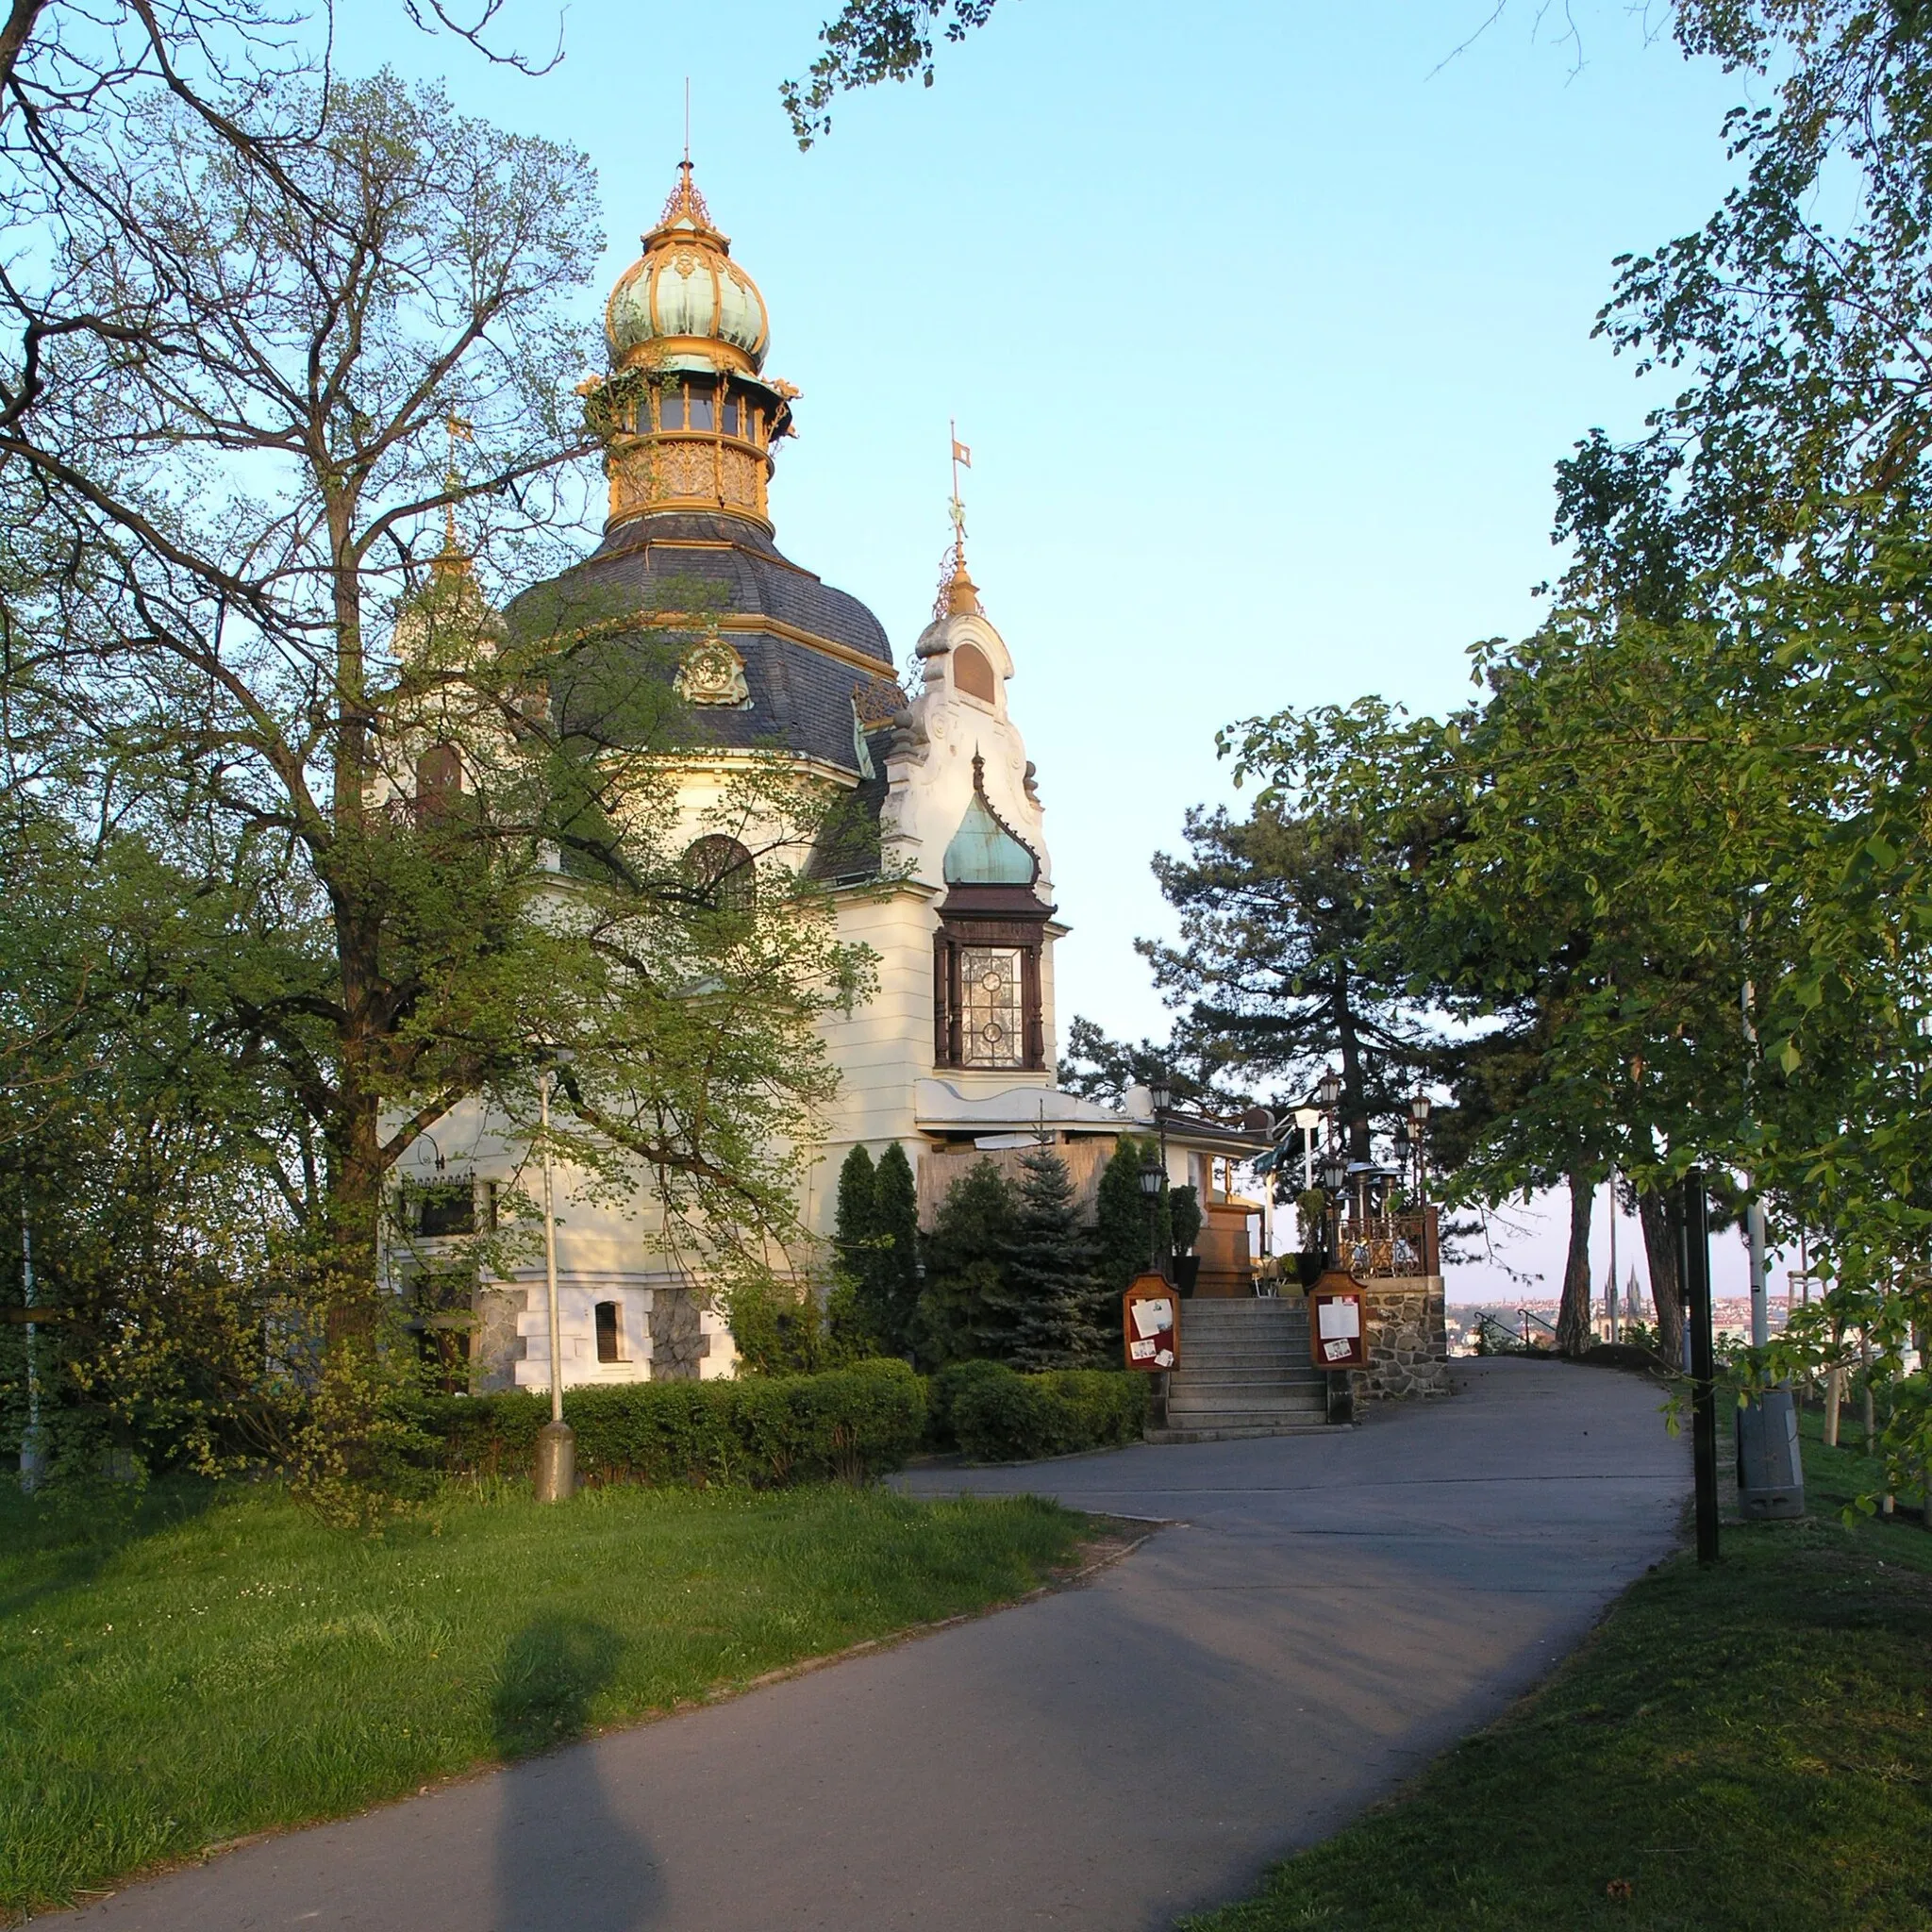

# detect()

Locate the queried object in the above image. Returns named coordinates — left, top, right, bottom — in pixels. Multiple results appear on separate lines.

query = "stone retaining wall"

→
left=1347, top=1276, right=1448, bottom=1405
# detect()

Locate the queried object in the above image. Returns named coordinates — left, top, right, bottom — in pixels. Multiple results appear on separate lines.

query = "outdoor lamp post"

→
left=1291, top=1107, right=1322, bottom=1191
left=1317, top=1068, right=1341, bottom=1114
left=533, top=1045, right=577, bottom=1503
left=1147, top=1065, right=1174, bottom=1257
left=1408, top=1092, right=1431, bottom=1202
left=1139, top=1153, right=1165, bottom=1274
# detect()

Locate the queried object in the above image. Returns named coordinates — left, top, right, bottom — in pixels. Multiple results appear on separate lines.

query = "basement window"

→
left=595, top=1300, right=625, bottom=1363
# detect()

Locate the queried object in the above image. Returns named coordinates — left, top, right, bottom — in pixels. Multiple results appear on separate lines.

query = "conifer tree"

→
left=913, top=1159, right=1014, bottom=1367
left=1095, top=1135, right=1159, bottom=1294
left=833, top=1145, right=878, bottom=1283
left=1006, top=1145, right=1104, bottom=1372
left=869, top=1142, right=922, bottom=1355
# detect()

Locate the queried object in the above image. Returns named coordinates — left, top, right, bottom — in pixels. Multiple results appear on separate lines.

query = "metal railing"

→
left=1335, top=1208, right=1435, bottom=1279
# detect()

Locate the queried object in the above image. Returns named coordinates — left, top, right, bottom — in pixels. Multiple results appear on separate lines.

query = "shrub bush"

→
left=414, top=1357, right=925, bottom=1489
left=949, top=1365, right=1148, bottom=1463
left=925, top=1357, right=1013, bottom=1447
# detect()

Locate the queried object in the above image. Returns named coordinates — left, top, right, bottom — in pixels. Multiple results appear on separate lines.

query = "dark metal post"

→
left=1677, top=1170, right=1720, bottom=1563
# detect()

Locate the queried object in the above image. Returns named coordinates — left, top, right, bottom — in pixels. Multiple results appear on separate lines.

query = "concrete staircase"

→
left=1148, top=1297, right=1332, bottom=1443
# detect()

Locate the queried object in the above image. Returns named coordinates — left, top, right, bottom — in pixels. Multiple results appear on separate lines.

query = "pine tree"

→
left=914, top=1158, right=1015, bottom=1367
left=1006, top=1145, right=1104, bottom=1372
left=870, top=1142, right=922, bottom=1355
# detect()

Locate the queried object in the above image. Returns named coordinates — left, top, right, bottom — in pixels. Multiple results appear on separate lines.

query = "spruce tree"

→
left=914, top=1158, right=1015, bottom=1366
left=870, top=1142, right=922, bottom=1355
left=1006, top=1145, right=1104, bottom=1372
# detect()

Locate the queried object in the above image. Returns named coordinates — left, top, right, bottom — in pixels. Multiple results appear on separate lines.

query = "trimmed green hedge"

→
left=949, top=1365, right=1148, bottom=1463
left=416, top=1358, right=925, bottom=1489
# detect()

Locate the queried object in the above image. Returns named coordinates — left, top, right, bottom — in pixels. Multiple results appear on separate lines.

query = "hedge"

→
left=414, top=1357, right=925, bottom=1489
left=948, top=1365, right=1148, bottom=1463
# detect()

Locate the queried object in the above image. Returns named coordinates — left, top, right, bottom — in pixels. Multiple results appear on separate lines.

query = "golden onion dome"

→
left=605, top=161, right=771, bottom=375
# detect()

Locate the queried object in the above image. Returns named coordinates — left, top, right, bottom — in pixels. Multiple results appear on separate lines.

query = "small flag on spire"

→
left=952, top=438, right=972, bottom=468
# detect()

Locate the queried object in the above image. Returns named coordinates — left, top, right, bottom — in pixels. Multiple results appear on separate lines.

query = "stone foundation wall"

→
left=649, top=1287, right=714, bottom=1381
left=1347, top=1277, right=1448, bottom=1405
left=473, top=1287, right=527, bottom=1393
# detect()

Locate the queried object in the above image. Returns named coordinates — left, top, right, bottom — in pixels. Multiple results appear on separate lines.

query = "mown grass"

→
left=1183, top=1379, right=1932, bottom=1932
left=0, top=1475, right=1086, bottom=1921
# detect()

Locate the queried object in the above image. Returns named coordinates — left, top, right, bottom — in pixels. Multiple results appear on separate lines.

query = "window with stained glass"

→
left=959, top=946, right=1024, bottom=1068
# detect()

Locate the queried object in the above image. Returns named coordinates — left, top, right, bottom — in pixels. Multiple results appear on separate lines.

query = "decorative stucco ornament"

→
left=675, top=635, right=750, bottom=708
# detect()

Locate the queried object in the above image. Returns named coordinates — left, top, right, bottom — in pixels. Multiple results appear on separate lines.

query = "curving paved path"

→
left=50, top=1359, right=1688, bottom=1932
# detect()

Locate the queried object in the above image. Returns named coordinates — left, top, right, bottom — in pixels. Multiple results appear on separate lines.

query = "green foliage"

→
left=1095, top=1135, right=1158, bottom=1294
left=1168, top=1181, right=1203, bottom=1256
left=0, top=1474, right=1083, bottom=1919
left=417, top=1358, right=925, bottom=1488
left=1005, top=1146, right=1104, bottom=1372
left=948, top=1364, right=1148, bottom=1463
left=0, top=75, right=877, bottom=1514
left=1143, top=800, right=1446, bottom=1159
left=830, top=1141, right=920, bottom=1355
left=913, top=1158, right=1017, bottom=1367
left=924, top=1357, right=1014, bottom=1447
left=869, top=1142, right=922, bottom=1353
left=833, top=1144, right=877, bottom=1278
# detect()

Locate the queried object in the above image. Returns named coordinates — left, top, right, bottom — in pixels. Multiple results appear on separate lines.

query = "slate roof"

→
left=506, top=511, right=898, bottom=779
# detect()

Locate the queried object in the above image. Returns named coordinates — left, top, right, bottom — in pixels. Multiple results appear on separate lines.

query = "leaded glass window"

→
left=959, top=946, right=1024, bottom=1068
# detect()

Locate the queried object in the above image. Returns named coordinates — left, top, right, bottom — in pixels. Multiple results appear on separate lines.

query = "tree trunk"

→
left=1332, top=970, right=1372, bottom=1162
left=1824, top=1357, right=1843, bottom=1447
left=1556, top=1172, right=1594, bottom=1357
left=1636, top=1187, right=1685, bottom=1366
left=1860, top=1328, right=1875, bottom=1453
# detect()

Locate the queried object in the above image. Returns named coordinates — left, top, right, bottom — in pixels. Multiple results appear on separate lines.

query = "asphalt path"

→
left=50, top=1357, right=1689, bottom=1932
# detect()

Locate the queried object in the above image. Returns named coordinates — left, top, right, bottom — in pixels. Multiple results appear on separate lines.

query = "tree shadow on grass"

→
left=490, top=1614, right=664, bottom=1931
left=0, top=1473, right=221, bottom=1621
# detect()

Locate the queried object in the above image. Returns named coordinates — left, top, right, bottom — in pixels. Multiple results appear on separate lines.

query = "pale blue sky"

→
left=341, top=0, right=1773, bottom=1298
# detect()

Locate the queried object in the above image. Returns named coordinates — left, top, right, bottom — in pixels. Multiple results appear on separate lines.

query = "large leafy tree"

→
left=3, top=74, right=872, bottom=1508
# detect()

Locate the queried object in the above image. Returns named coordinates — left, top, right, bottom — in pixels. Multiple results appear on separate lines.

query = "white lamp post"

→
left=533, top=1046, right=576, bottom=1503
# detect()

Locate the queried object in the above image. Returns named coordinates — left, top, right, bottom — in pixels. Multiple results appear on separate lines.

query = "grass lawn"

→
left=1183, top=1379, right=1932, bottom=1932
left=0, top=1476, right=1090, bottom=1922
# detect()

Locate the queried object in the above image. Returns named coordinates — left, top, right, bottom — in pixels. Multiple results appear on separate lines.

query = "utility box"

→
left=1737, top=1388, right=1806, bottom=1519
left=1123, top=1274, right=1178, bottom=1371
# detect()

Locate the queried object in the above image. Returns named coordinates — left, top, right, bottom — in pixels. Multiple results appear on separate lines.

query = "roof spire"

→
left=435, top=408, right=475, bottom=578
left=935, top=422, right=982, bottom=617
left=658, top=154, right=713, bottom=232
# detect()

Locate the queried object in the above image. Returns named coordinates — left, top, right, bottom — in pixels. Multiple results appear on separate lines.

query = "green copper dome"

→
left=605, top=162, right=771, bottom=375
left=944, top=791, right=1038, bottom=886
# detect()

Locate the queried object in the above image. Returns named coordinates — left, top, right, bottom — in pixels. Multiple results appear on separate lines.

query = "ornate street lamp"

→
left=1147, top=1066, right=1173, bottom=1114
left=1408, top=1091, right=1431, bottom=1203
left=1317, top=1068, right=1342, bottom=1113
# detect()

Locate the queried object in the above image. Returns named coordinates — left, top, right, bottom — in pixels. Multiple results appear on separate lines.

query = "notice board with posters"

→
left=1123, top=1273, right=1179, bottom=1372
left=1307, top=1270, right=1368, bottom=1371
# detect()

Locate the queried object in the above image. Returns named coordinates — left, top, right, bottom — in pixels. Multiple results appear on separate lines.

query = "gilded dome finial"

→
left=658, top=157, right=713, bottom=234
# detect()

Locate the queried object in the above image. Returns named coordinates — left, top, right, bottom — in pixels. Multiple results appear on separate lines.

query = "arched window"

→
left=416, top=743, right=462, bottom=822
left=683, top=834, right=757, bottom=912
left=951, top=642, right=996, bottom=705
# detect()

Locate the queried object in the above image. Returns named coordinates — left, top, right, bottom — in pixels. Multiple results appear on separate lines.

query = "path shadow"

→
left=489, top=1614, right=665, bottom=1932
